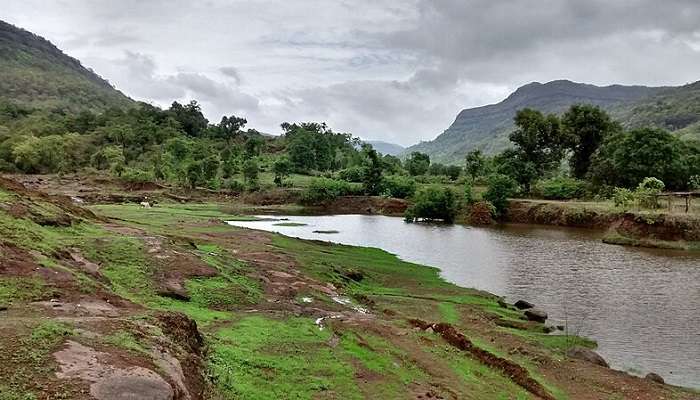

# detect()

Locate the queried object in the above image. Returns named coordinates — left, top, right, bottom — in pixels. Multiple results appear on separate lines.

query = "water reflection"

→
left=227, top=214, right=700, bottom=388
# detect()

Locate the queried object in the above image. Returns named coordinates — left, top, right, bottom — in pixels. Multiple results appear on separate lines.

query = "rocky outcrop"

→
left=524, top=309, right=547, bottom=323
left=566, top=347, right=609, bottom=368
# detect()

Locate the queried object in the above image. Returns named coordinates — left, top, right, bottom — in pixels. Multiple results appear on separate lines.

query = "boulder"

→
left=644, top=372, right=664, bottom=384
left=497, top=298, right=508, bottom=308
left=514, top=300, right=534, bottom=310
left=566, top=347, right=609, bottom=368
left=524, top=309, right=548, bottom=323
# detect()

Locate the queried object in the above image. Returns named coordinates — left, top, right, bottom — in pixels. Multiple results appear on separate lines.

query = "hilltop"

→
left=0, top=20, right=131, bottom=112
left=404, top=79, right=700, bottom=163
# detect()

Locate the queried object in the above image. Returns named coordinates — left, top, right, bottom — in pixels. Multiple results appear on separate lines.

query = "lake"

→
left=227, top=214, right=700, bottom=388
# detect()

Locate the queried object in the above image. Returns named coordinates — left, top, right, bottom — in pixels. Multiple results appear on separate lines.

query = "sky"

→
left=4, top=0, right=700, bottom=146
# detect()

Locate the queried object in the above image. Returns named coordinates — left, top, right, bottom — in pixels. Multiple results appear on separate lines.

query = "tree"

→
left=361, top=145, right=383, bottom=195
left=492, top=149, right=535, bottom=193
left=445, top=165, right=462, bottom=180
left=243, top=133, right=265, bottom=158
left=404, top=186, right=456, bottom=223
left=428, top=163, right=447, bottom=176
left=588, top=128, right=700, bottom=189
left=242, top=158, right=259, bottom=187
left=483, top=174, right=518, bottom=217
left=287, top=131, right=315, bottom=172
left=508, top=108, right=569, bottom=192
left=217, top=115, right=247, bottom=144
left=405, top=152, right=430, bottom=176
left=562, top=105, right=619, bottom=179
left=169, top=101, right=208, bottom=137
left=465, top=149, right=485, bottom=180
left=272, top=157, right=292, bottom=187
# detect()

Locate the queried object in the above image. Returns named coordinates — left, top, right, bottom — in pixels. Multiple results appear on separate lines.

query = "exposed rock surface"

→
left=524, top=309, right=547, bottom=323
left=566, top=346, right=609, bottom=368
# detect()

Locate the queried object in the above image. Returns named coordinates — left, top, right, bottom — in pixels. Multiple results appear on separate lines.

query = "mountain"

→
left=0, top=20, right=131, bottom=111
left=402, top=79, right=690, bottom=163
left=365, top=140, right=405, bottom=156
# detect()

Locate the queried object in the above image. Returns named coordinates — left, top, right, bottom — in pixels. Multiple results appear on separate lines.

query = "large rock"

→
left=524, top=308, right=547, bottom=323
left=645, top=372, right=664, bottom=384
left=514, top=300, right=534, bottom=310
left=91, top=369, right=174, bottom=400
left=566, top=347, right=609, bottom=368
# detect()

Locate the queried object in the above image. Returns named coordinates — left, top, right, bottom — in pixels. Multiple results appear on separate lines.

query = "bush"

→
left=482, top=174, right=518, bottom=217
left=468, top=201, right=496, bottom=225
left=404, top=186, right=457, bottom=223
left=226, top=179, right=245, bottom=193
left=534, top=177, right=586, bottom=200
left=300, top=178, right=354, bottom=205
left=690, top=175, right=700, bottom=191
left=612, top=187, right=634, bottom=209
left=121, top=167, right=155, bottom=183
left=338, top=166, right=366, bottom=182
left=634, top=177, right=665, bottom=209
left=380, top=175, right=416, bottom=199
left=464, top=181, right=474, bottom=205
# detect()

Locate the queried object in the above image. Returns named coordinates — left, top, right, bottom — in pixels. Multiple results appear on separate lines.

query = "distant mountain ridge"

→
left=365, top=140, right=405, bottom=156
left=0, top=19, right=131, bottom=111
left=403, top=79, right=700, bottom=163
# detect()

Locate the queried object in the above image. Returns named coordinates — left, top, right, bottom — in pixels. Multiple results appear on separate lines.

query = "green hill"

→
left=0, top=20, right=131, bottom=112
left=404, top=79, right=700, bottom=163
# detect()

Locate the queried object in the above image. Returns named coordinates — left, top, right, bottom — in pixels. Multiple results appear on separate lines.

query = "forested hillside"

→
left=405, top=79, right=700, bottom=163
left=0, top=20, right=131, bottom=111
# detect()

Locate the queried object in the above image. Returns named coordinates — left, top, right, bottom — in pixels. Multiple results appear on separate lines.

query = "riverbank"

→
left=1, top=176, right=698, bottom=399
left=506, top=199, right=700, bottom=251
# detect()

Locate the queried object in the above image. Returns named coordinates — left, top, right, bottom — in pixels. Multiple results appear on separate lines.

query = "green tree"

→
left=272, top=157, right=292, bottom=187
left=465, top=149, right=485, bottom=180
left=588, top=128, right=700, bottom=189
left=242, top=158, right=259, bottom=187
left=216, top=115, right=247, bottom=144
left=483, top=174, right=518, bottom=217
left=508, top=108, right=569, bottom=192
left=361, top=145, right=383, bottom=195
left=562, top=105, right=619, bottom=179
left=404, top=186, right=456, bottom=223
left=243, top=133, right=265, bottom=159
left=445, top=165, right=462, bottom=180
left=405, top=152, right=430, bottom=176
left=169, top=101, right=208, bottom=137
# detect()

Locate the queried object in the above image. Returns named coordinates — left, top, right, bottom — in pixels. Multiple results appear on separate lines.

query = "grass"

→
left=0, top=277, right=48, bottom=305
left=437, top=302, right=460, bottom=324
left=104, top=330, right=150, bottom=356
left=210, top=316, right=361, bottom=400
left=273, top=222, right=308, bottom=227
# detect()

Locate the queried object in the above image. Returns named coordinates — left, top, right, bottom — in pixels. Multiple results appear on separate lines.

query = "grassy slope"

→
left=2, top=187, right=697, bottom=399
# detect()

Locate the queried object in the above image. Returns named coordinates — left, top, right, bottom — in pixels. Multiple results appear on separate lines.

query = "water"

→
left=227, top=214, right=700, bottom=388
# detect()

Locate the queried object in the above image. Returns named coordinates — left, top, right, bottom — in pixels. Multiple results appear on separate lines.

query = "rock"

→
left=524, top=309, right=548, bottom=323
left=425, top=327, right=434, bottom=334
left=556, top=325, right=565, bottom=331
left=91, top=369, right=174, bottom=400
left=566, top=347, right=609, bottom=368
left=645, top=372, right=664, bottom=384
left=514, top=300, right=534, bottom=310
left=497, top=298, right=508, bottom=308
left=157, top=280, right=190, bottom=301
left=0, top=305, right=7, bottom=311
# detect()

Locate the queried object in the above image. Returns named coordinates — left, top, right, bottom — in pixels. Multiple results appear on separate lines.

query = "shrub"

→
left=482, top=174, right=518, bottom=217
left=690, top=175, right=700, bottom=191
left=634, top=177, right=665, bottom=209
left=464, top=181, right=474, bottom=205
left=404, top=185, right=457, bottom=223
left=534, top=177, right=586, bottom=200
left=380, top=175, right=416, bottom=199
left=226, top=179, right=245, bottom=193
left=612, top=187, right=634, bottom=209
left=121, top=167, right=155, bottom=184
left=300, top=178, right=354, bottom=205
left=338, top=166, right=366, bottom=182
left=468, top=201, right=496, bottom=225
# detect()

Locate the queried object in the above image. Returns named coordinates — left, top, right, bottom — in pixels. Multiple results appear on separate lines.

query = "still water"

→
left=227, top=214, right=700, bottom=388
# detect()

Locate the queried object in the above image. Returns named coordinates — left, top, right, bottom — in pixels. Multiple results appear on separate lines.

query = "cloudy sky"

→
left=4, top=0, right=700, bottom=145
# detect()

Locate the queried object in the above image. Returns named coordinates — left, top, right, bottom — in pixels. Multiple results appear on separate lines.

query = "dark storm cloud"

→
left=3, top=0, right=700, bottom=145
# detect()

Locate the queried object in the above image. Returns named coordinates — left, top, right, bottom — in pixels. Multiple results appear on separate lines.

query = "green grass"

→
left=0, top=277, right=48, bottom=305
left=0, top=386, right=37, bottom=400
left=501, top=328, right=597, bottom=352
left=104, top=330, right=150, bottom=356
left=437, top=302, right=460, bottom=324
left=210, top=316, right=361, bottom=400
left=273, top=222, right=308, bottom=227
